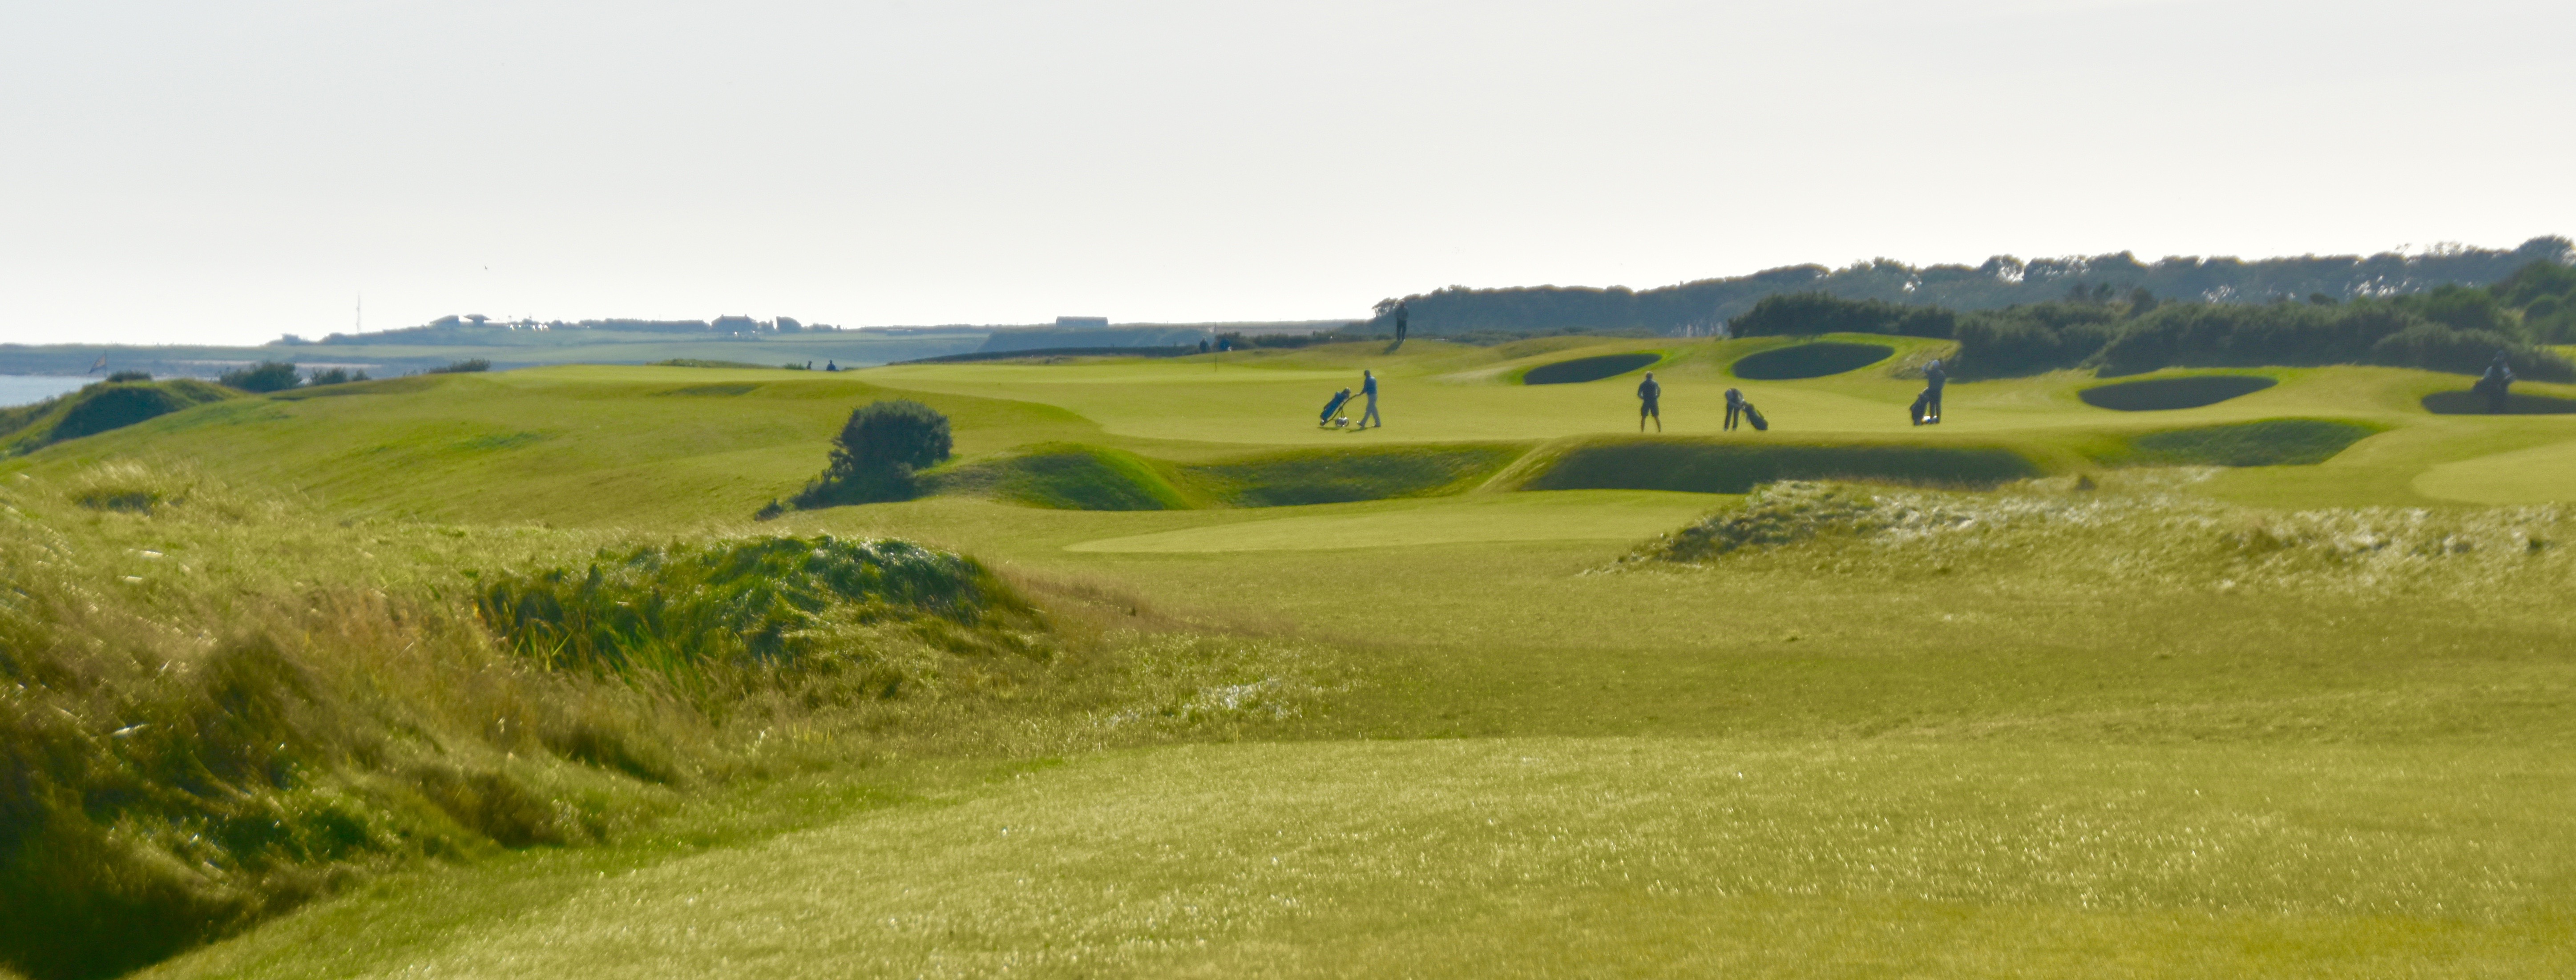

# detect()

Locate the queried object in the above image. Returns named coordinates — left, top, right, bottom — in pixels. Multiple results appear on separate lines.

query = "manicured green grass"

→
left=14, top=337, right=2576, bottom=979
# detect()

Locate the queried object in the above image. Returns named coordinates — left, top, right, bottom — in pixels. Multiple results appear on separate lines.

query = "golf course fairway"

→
left=10, top=335, right=2576, bottom=979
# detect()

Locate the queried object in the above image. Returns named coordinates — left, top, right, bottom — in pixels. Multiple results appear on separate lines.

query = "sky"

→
left=2, top=0, right=2569, bottom=347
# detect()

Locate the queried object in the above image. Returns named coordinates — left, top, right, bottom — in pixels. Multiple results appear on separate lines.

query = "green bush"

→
left=427, top=359, right=491, bottom=374
left=1950, top=302, right=2129, bottom=375
left=103, top=370, right=151, bottom=383
left=1727, top=292, right=1956, bottom=339
left=795, top=400, right=952, bottom=507
left=303, top=367, right=368, bottom=386
left=218, top=361, right=302, bottom=393
left=2366, top=323, right=2532, bottom=376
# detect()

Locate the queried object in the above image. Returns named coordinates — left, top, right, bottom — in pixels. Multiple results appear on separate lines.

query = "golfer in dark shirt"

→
left=2479, top=351, right=2515, bottom=414
left=1637, top=372, right=1662, bottom=432
left=1724, top=387, right=1745, bottom=431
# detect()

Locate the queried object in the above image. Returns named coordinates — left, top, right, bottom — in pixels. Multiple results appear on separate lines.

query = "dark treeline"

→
left=1728, top=259, right=2576, bottom=381
left=1364, top=238, right=2573, bottom=338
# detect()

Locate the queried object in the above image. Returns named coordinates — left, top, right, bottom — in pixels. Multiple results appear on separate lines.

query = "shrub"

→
left=795, top=400, right=953, bottom=507
left=218, top=361, right=302, bottom=393
left=304, top=367, right=368, bottom=386
left=427, top=359, right=491, bottom=374
left=1727, top=292, right=1957, bottom=339
left=103, top=370, right=152, bottom=383
left=2366, top=323, right=2559, bottom=377
left=1951, top=302, right=2128, bottom=375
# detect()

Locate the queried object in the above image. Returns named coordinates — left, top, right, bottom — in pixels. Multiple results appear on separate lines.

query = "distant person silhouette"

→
left=1394, top=302, right=1409, bottom=344
left=825, top=359, right=839, bottom=372
left=1724, top=387, right=1746, bottom=431
left=1358, top=369, right=1381, bottom=428
left=2477, top=350, right=2515, bottom=414
left=1637, top=371, right=1662, bottom=432
left=1914, top=359, right=1947, bottom=425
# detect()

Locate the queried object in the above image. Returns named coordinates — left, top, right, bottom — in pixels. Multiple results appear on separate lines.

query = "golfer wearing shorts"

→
left=1637, top=371, right=1662, bottom=432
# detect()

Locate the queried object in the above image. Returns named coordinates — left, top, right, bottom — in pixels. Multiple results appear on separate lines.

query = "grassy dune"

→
left=8, top=336, right=2576, bottom=977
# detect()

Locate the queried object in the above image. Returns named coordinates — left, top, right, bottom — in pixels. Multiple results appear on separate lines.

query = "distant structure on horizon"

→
left=1054, top=316, right=1110, bottom=329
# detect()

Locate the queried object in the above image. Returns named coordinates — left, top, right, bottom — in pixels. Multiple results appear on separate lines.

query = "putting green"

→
left=1064, top=490, right=1716, bottom=553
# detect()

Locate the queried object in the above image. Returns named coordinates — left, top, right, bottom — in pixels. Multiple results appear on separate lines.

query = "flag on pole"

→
left=89, top=355, right=108, bottom=374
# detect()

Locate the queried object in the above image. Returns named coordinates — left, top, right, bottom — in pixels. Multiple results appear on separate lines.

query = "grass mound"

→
left=476, top=536, right=1043, bottom=692
left=0, top=461, right=1333, bottom=979
left=932, top=444, right=1190, bottom=511
left=2420, top=390, right=2576, bottom=415
left=1629, top=476, right=2573, bottom=599
left=1624, top=481, right=1882, bottom=561
left=1520, top=352, right=1659, bottom=385
left=1519, top=438, right=2044, bottom=495
left=1728, top=342, right=1895, bottom=380
left=2077, top=374, right=2277, bottom=411
left=1179, top=445, right=1523, bottom=507
left=2099, top=419, right=2381, bottom=467
left=0, top=379, right=235, bottom=455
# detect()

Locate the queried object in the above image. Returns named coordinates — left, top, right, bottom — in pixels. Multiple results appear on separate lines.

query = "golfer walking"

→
left=1358, top=370, right=1382, bottom=428
left=1637, top=371, right=1662, bottom=432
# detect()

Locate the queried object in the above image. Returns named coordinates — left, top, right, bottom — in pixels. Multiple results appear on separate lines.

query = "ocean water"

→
left=0, top=375, right=92, bottom=408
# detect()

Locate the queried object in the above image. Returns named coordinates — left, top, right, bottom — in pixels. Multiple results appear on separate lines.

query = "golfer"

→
left=1724, top=387, right=1746, bottom=431
left=1358, top=370, right=1382, bottom=428
left=2478, top=350, right=2515, bottom=414
left=1917, top=359, right=1947, bottom=424
left=1637, top=371, right=1662, bottom=432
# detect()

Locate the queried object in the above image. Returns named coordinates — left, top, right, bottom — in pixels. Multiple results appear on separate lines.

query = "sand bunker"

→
left=2078, top=375, right=2276, bottom=411
left=2419, top=391, right=2576, bottom=415
left=1521, top=353, right=1660, bottom=385
left=1728, top=343, right=1894, bottom=380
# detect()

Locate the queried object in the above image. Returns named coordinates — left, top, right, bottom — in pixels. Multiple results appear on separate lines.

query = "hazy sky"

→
left=3, top=0, right=2569, bottom=346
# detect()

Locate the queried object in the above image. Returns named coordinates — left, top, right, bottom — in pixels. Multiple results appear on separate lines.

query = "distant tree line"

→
left=1725, top=258, right=2576, bottom=380
left=307, top=314, right=841, bottom=346
left=1363, top=237, right=2573, bottom=338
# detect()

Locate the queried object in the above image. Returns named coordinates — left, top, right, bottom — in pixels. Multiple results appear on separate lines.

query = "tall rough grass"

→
left=1624, top=475, right=2576, bottom=603
left=0, top=463, right=1332, bottom=980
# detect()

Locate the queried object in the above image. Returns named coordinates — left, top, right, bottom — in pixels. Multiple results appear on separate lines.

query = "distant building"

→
left=1054, top=316, right=1110, bottom=329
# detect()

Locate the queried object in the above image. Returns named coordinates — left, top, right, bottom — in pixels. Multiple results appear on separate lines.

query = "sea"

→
left=0, top=375, right=93, bottom=408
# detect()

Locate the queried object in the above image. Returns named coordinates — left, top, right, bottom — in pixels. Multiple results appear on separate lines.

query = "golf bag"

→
left=1744, top=402, right=1769, bottom=432
left=1318, top=388, right=1354, bottom=424
left=1910, top=391, right=1931, bottom=425
left=2474, top=375, right=2510, bottom=414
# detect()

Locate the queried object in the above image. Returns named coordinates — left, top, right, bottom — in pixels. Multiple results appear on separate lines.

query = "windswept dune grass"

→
left=0, top=463, right=1333, bottom=980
